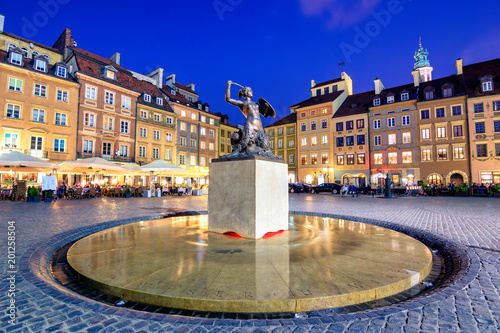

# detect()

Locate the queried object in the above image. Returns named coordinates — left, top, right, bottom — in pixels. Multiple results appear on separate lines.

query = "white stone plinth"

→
left=208, top=157, right=289, bottom=239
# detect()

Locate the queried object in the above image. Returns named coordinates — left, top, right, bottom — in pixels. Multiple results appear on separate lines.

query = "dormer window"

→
left=324, top=87, right=329, bottom=94
left=425, top=91, right=434, bottom=100
left=106, top=70, right=115, bottom=80
left=31, top=51, right=39, bottom=59
left=198, top=103, right=202, bottom=110
left=8, top=44, right=17, bottom=51
left=144, top=94, right=151, bottom=102
left=373, top=98, right=380, bottom=106
left=42, top=54, right=50, bottom=62
left=156, top=97, right=163, bottom=106
left=21, top=47, right=29, bottom=58
left=401, top=93, right=409, bottom=101
left=482, top=81, right=493, bottom=92
left=10, top=52, right=22, bottom=65
left=316, top=88, right=321, bottom=96
left=205, top=105, right=209, bottom=111
left=171, top=90, right=176, bottom=95
left=56, top=66, right=67, bottom=78
left=387, top=96, right=395, bottom=103
left=443, top=87, right=453, bottom=97
left=35, top=59, right=47, bottom=72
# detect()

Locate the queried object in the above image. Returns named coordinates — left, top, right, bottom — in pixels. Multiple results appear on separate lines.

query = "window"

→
left=321, top=135, right=327, bottom=144
left=335, top=122, right=343, bottom=132
left=181, top=110, right=186, bottom=117
left=374, top=135, right=381, bottom=146
left=10, top=52, right=22, bottom=65
left=209, top=130, right=214, bottom=138
left=425, top=91, right=434, bottom=100
left=139, top=146, right=146, bottom=158
left=200, top=128, right=206, bottom=136
left=119, top=145, right=128, bottom=157
left=422, top=149, right=431, bottom=161
left=386, top=96, right=394, bottom=104
left=27, top=137, right=41, bottom=158
left=33, top=84, right=47, bottom=97
left=57, top=89, right=68, bottom=102
left=436, top=108, right=445, bottom=118
left=374, top=153, right=382, bottom=164
left=357, top=135, right=365, bottom=145
left=201, top=141, right=206, bottom=149
left=311, top=137, right=317, bottom=146
left=154, top=114, right=160, bottom=122
left=8, top=77, right=23, bottom=92
left=421, top=109, right=429, bottom=119
left=301, top=155, right=307, bottom=165
left=438, top=148, right=448, bottom=160
left=388, top=134, right=396, bottom=145
left=373, top=98, right=380, bottom=106
left=421, top=128, right=430, bottom=140
left=200, top=157, right=206, bottom=166
left=402, top=152, right=412, bottom=163
left=84, top=113, right=95, bottom=127
left=191, top=113, right=197, bottom=120
left=55, top=112, right=67, bottom=126
left=83, top=140, right=94, bottom=154
left=209, top=143, right=215, bottom=150
left=120, top=121, right=129, bottom=134
left=289, top=154, right=294, bottom=164
left=54, top=139, right=65, bottom=152
left=311, top=154, right=318, bottom=165
left=347, top=154, right=354, bottom=165
left=105, top=91, right=114, bottom=105
left=453, top=125, right=463, bottom=137
left=278, top=140, right=283, bottom=148
left=476, top=144, right=487, bottom=157
left=402, top=115, right=410, bottom=126
left=388, top=118, right=395, bottom=127
left=140, top=128, right=147, bottom=138
left=337, top=155, right=344, bottom=165
left=289, top=127, right=294, bottom=133
left=122, top=97, right=130, bottom=109
left=475, top=122, right=485, bottom=134
left=321, top=153, right=329, bottom=164
left=103, top=117, right=113, bottom=131
left=144, top=94, right=151, bottom=102
left=57, top=66, right=67, bottom=78
left=278, top=128, right=283, bottom=135
left=301, top=112, right=306, bottom=118
left=443, top=87, right=452, bottom=97
left=452, top=105, right=461, bottom=116
left=201, top=115, right=206, bottom=123
left=401, top=93, right=409, bottom=101
left=156, top=98, right=163, bottom=106
left=301, top=123, right=306, bottom=131
left=4, top=133, right=19, bottom=148
left=388, top=152, right=397, bottom=164
left=86, top=86, right=96, bottom=100
left=180, top=122, right=186, bottom=131
left=402, top=132, right=411, bottom=144
left=166, top=149, right=172, bottom=160
left=190, top=139, right=196, bottom=148
left=321, top=108, right=327, bottom=114
left=493, top=101, right=500, bottom=111
left=210, top=118, right=215, bottom=125
left=482, top=81, right=493, bottom=92
left=336, top=137, right=343, bottom=147
left=437, top=127, right=446, bottom=138
left=494, top=121, right=500, bottom=132
left=346, top=136, right=354, bottom=146
left=270, top=141, right=274, bottom=149
left=32, top=108, right=45, bottom=123
left=106, top=70, right=115, bottom=80
left=167, top=117, right=173, bottom=125
left=166, top=133, right=172, bottom=142
left=373, top=119, right=381, bottom=129
left=356, top=119, right=364, bottom=129
left=322, top=120, right=327, bottom=129
left=496, top=143, right=500, bottom=157
left=324, top=87, right=329, bottom=94
left=357, top=154, right=365, bottom=164
left=153, top=148, right=159, bottom=159
left=311, top=121, right=316, bottom=130
left=6, top=104, right=21, bottom=119
left=474, top=103, right=483, bottom=113
left=346, top=121, right=353, bottom=130
left=316, top=88, right=321, bottom=96
left=154, top=130, right=160, bottom=140
left=454, top=147, right=464, bottom=160
left=190, top=125, right=197, bottom=133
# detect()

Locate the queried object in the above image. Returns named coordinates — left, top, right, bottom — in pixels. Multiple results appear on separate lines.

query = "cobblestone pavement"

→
left=1, top=194, right=499, bottom=332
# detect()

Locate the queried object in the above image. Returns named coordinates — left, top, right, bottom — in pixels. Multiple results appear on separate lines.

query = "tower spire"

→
left=413, top=38, right=433, bottom=82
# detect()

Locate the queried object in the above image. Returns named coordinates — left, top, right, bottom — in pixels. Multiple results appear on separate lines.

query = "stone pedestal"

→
left=208, top=156, right=289, bottom=239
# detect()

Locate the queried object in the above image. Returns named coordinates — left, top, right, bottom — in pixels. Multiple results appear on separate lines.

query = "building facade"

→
left=216, top=113, right=239, bottom=157
left=266, top=113, right=297, bottom=183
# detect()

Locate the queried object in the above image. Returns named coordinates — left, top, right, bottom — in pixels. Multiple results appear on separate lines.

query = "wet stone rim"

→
left=21, top=210, right=480, bottom=325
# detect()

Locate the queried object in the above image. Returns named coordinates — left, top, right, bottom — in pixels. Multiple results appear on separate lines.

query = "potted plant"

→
left=27, top=186, right=40, bottom=202
left=454, top=183, right=469, bottom=197
left=125, top=187, right=132, bottom=198
left=45, top=190, right=54, bottom=202
left=490, top=184, right=500, bottom=198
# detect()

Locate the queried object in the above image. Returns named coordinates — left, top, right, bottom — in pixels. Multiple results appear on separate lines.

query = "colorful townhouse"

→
left=265, top=113, right=298, bottom=183
left=215, top=113, right=239, bottom=157
left=290, top=72, right=353, bottom=184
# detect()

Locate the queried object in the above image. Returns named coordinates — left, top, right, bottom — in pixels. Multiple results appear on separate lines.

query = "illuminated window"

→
left=388, top=134, right=396, bottom=145
left=438, top=148, right=448, bottom=160
left=311, top=154, right=318, bottom=165
left=321, top=153, right=328, bottom=164
left=301, top=155, right=307, bottom=165
left=454, top=147, right=464, bottom=160
left=347, top=154, right=354, bottom=165
left=311, top=137, right=317, bottom=146
left=402, top=132, right=411, bottom=144
left=437, top=127, right=446, bottom=138
left=357, top=154, right=365, bottom=164
left=337, top=155, right=344, bottom=165
left=373, top=153, right=382, bottom=164
left=422, top=149, right=431, bottom=161
left=402, top=151, right=412, bottom=163
left=388, top=152, right=397, bottom=164
left=421, top=128, right=430, bottom=140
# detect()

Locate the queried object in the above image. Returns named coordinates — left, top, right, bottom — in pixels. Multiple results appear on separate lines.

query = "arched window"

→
left=42, top=54, right=50, bottom=63
left=428, top=174, right=441, bottom=185
left=8, top=43, right=17, bottom=51
left=31, top=51, right=39, bottom=59
left=20, top=47, right=29, bottom=58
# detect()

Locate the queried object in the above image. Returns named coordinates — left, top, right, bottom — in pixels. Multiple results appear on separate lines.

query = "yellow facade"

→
left=0, top=33, right=62, bottom=65
left=267, top=121, right=297, bottom=183
left=0, top=61, right=79, bottom=162
left=218, top=123, right=237, bottom=157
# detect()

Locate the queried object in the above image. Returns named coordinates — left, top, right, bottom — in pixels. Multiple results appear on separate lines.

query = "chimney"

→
left=341, top=72, right=353, bottom=96
left=166, top=73, right=176, bottom=87
left=0, top=14, right=5, bottom=33
left=52, top=28, right=74, bottom=59
left=187, top=83, right=195, bottom=92
left=456, top=58, right=463, bottom=75
left=147, top=68, right=164, bottom=89
left=109, top=52, right=120, bottom=66
left=374, top=78, right=385, bottom=95
left=311, top=80, right=316, bottom=88
left=411, top=70, right=421, bottom=87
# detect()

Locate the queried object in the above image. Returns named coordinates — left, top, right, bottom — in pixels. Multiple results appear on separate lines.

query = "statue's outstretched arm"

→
left=225, top=80, right=243, bottom=107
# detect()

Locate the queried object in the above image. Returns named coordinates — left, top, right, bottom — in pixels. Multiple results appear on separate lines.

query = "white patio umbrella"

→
left=57, top=157, right=124, bottom=173
left=140, top=160, right=185, bottom=194
left=0, top=150, right=55, bottom=172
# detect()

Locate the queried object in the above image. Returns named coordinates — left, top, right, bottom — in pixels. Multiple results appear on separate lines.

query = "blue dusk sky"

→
left=1, top=0, right=499, bottom=126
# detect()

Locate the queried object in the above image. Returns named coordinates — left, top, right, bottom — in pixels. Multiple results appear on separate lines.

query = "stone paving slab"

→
left=1, top=194, right=499, bottom=332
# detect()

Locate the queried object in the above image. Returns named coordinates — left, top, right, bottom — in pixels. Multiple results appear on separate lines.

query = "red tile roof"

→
left=265, top=113, right=297, bottom=128
left=175, top=82, right=198, bottom=96
left=463, top=58, right=500, bottom=97
left=313, top=77, right=343, bottom=88
left=290, top=90, right=344, bottom=109
left=334, top=91, right=375, bottom=118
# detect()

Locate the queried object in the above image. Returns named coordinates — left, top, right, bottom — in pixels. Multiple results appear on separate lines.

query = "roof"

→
left=175, top=82, right=198, bottom=96
left=312, top=77, right=343, bottom=89
left=265, top=113, right=297, bottom=128
left=463, top=57, right=500, bottom=97
left=290, top=90, right=344, bottom=109
left=1, top=31, right=61, bottom=54
left=161, top=86, right=219, bottom=117
left=334, top=91, right=375, bottom=118
left=417, top=74, right=466, bottom=101
left=0, top=49, right=76, bottom=84
left=371, top=82, right=419, bottom=106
